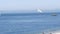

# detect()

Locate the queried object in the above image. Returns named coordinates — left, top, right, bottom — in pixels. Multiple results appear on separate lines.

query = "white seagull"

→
left=37, top=8, right=43, bottom=13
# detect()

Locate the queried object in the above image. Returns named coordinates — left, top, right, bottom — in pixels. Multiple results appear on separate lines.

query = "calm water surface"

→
left=0, top=13, right=60, bottom=34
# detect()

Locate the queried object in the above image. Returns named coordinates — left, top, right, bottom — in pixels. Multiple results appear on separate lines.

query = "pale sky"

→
left=0, top=0, right=60, bottom=10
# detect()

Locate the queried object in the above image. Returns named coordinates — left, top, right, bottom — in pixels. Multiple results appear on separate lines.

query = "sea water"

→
left=0, top=12, right=60, bottom=34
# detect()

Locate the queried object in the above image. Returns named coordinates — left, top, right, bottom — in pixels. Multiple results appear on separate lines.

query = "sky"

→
left=0, top=0, right=60, bottom=10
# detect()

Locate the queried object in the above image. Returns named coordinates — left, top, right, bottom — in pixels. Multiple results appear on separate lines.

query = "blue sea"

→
left=0, top=12, right=60, bottom=34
